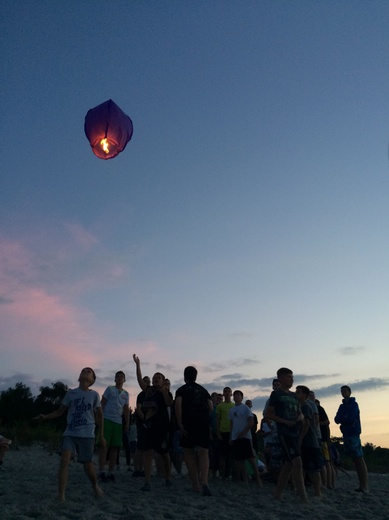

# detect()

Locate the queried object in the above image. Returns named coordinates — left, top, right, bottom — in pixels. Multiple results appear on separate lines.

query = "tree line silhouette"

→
left=0, top=381, right=68, bottom=442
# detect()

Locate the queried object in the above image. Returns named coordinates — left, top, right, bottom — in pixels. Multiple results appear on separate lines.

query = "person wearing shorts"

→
left=97, top=371, right=129, bottom=482
left=136, top=415, right=170, bottom=454
left=265, top=367, right=308, bottom=502
left=296, top=385, right=324, bottom=497
left=134, top=363, right=172, bottom=491
left=343, top=436, right=364, bottom=457
left=34, top=368, right=105, bottom=502
left=229, top=390, right=262, bottom=487
left=216, top=387, right=234, bottom=479
left=335, top=386, right=369, bottom=493
left=175, top=366, right=213, bottom=496
left=315, top=397, right=334, bottom=489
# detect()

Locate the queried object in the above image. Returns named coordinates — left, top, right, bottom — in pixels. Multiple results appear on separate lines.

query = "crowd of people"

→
left=19, top=359, right=368, bottom=502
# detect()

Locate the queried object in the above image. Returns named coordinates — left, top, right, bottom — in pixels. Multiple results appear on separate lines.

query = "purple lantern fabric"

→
left=84, top=99, right=133, bottom=159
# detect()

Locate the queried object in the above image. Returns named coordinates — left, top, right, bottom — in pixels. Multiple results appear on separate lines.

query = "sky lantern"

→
left=84, top=99, right=133, bottom=160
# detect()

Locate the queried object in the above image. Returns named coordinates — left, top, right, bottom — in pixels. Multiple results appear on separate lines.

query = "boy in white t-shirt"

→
left=35, top=367, right=105, bottom=502
left=229, top=390, right=262, bottom=488
left=98, top=371, right=130, bottom=482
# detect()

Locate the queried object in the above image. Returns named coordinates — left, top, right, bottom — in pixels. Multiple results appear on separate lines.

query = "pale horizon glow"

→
left=1, top=1, right=389, bottom=448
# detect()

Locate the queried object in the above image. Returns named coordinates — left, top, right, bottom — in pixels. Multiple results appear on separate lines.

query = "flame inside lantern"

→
left=100, top=138, right=110, bottom=154
left=84, top=99, right=133, bottom=160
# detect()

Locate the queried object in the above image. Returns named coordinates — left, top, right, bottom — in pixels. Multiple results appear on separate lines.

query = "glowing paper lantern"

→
left=84, top=99, right=133, bottom=159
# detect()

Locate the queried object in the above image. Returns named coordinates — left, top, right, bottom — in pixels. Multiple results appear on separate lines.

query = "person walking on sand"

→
left=34, top=367, right=105, bottom=502
left=334, top=385, right=369, bottom=493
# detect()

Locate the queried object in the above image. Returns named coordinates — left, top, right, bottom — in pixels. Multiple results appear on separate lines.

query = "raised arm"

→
left=132, top=354, right=148, bottom=391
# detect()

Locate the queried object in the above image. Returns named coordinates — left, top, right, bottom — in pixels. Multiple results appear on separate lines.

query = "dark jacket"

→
left=334, top=397, right=361, bottom=437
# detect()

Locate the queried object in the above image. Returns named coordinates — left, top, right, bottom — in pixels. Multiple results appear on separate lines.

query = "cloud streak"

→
left=203, top=358, right=260, bottom=373
left=314, top=378, right=389, bottom=398
left=338, top=346, right=367, bottom=356
left=0, top=231, right=130, bottom=383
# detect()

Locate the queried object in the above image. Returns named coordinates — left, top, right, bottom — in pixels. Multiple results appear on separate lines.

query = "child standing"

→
left=334, top=385, right=369, bottom=493
left=216, top=387, right=234, bottom=479
left=97, top=370, right=129, bottom=482
left=229, top=390, right=262, bottom=487
left=295, top=385, right=324, bottom=497
left=35, top=367, right=105, bottom=501
left=265, top=367, right=307, bottom=502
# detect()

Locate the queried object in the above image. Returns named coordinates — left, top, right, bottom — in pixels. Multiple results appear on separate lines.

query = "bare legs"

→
left=325, top=460, right=335, bottom=489
left=107, top=447, right=119, bottom=473
left=183, top=447, right=209, bottom=493
left=309, top=471, right=322, bottom=497
left=159, top=452, right=172, bottom=483
left=84, top=461, right=104, bottom=498
left=58, top=450, right=103, bottom=501
left=142, top=449, right=171, bottom=489
left=58, top=450, right=72, bottom=501
left=275, top=457, right=307, bottom=502
left=320, top=464, right=327, bottom=488
left=354, top=456, right=369, bottom=492
left=249, top=458, right=263, bottom=487
left=98, top=445, right=118, bottom=474
left=143, top=449, right=154, bottom=485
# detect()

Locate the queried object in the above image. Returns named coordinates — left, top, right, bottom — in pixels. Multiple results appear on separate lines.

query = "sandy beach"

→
left=1, top=444, right=388, bottom=520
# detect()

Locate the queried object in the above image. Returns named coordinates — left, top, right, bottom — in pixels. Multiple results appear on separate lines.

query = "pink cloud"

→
left=0, top=234, right=122, bottom=380
left=0, top=232, right=171, bottom=398
left=0, top=285, right=103, bottom=372
left=64, top=222, right=99, bottom=249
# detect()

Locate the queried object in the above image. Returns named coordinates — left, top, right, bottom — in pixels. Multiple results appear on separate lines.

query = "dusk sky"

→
left=1, top=2, right=389, bottom=447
